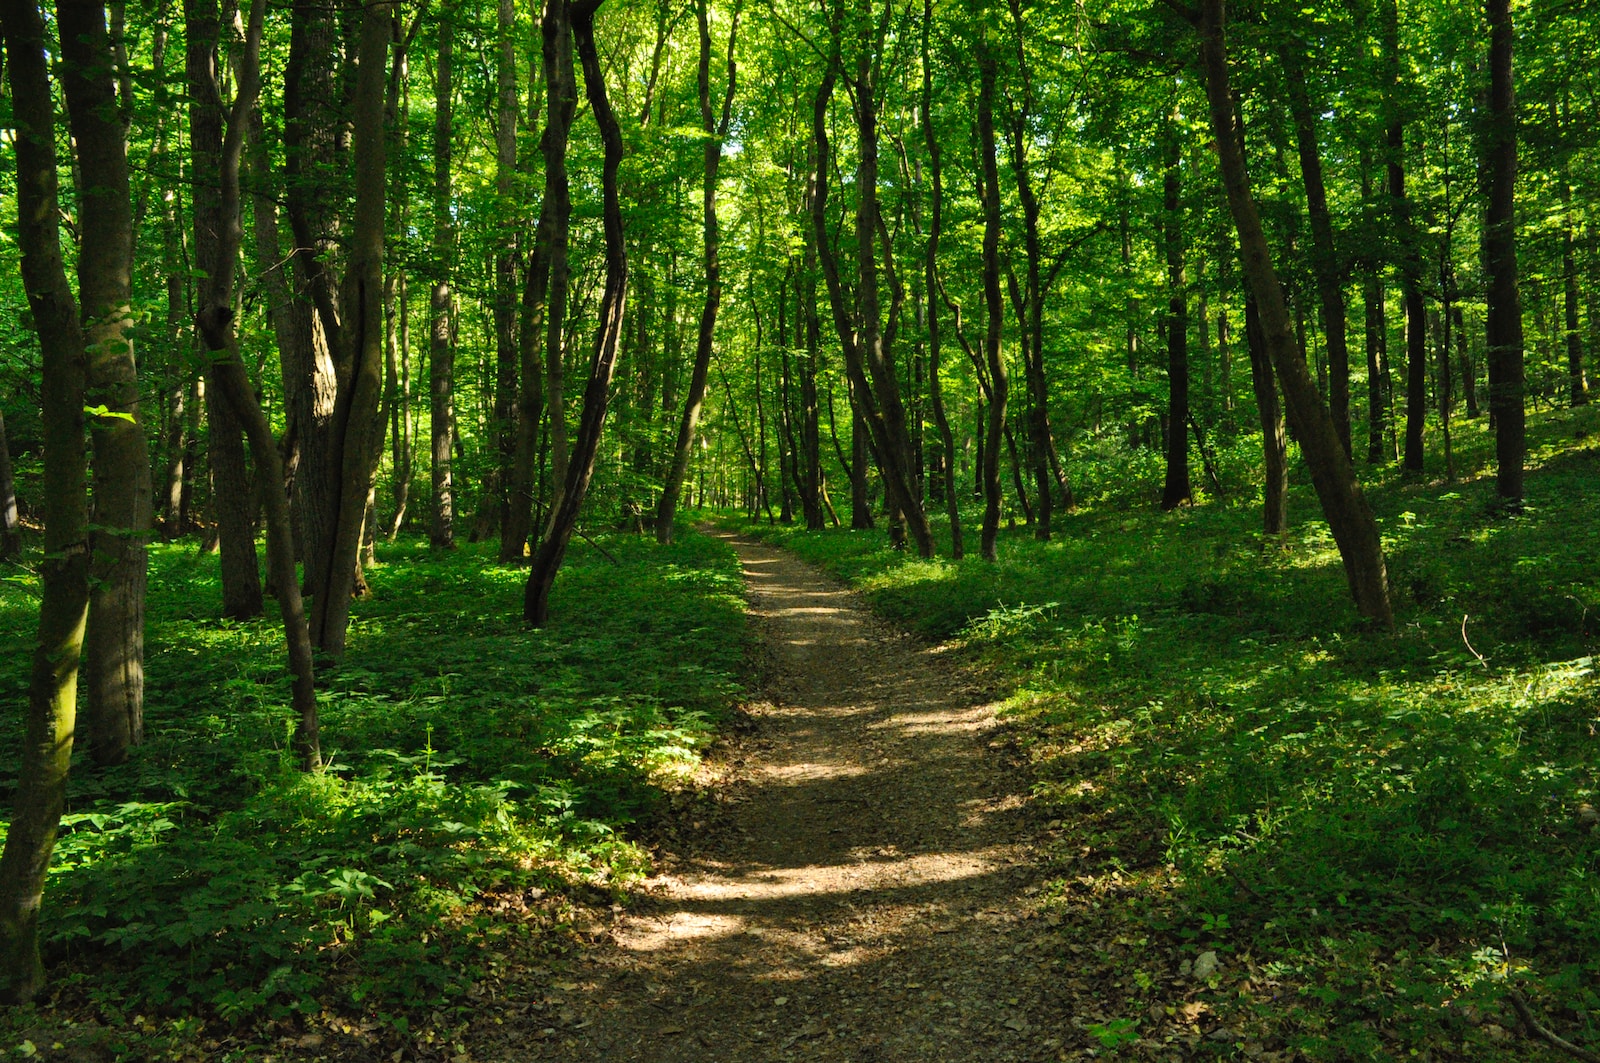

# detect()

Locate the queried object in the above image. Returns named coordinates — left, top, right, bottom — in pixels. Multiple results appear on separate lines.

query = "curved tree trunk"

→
left=525, top=0, right=628, bottom=626
left=1197, top=0, right=1392, bottom=628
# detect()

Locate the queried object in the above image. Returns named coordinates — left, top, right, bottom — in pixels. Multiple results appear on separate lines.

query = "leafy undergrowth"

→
left=737, top=406, right=1600, bottom=1061
left=0, top=529, right=745, bottom=1061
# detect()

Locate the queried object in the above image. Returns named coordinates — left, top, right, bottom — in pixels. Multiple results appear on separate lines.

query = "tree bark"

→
left=657, top=0, right=740, bottom=544
left=525, top=0, right=628, bottom=626
left=189, top=0, right=264, bottom=625
left=307, top=0, right=393, bottom=656
left=921, top=0, right=961, bottom=558
left=977, top=43, right=1007, bottom=560
left=503, top=0, right=575, bottom=561
left=493, top=0, right=519, bottom=543
left=1483, top=0, right=1524, bottom=502
left=1244, top=297, right=1287, bottom=536
left=0, top=412, right=19, bottom=560
left=1561, top=178, right=1585, bottom=406
left=1281, top=42, right=1352, bottom=459
left=191, top=0, right=319, bottom=769
left=429, top=12, right=456, bottom=548
left=1160, top=108, right=1191, bottom=511
left=60, top=0, right=150, bottom=767
left=0, top=0, right=93, bottom=999
left=1197, top=0, right=1392, bottom=628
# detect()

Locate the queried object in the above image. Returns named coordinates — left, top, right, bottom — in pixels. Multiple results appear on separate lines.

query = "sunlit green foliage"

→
left=740, top=405, right=1600, bottom=1058
left=0, top=530, right=743, bottom=1031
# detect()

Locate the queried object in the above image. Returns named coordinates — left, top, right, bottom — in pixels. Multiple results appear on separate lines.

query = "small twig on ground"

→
left=577, top=528, right=621, bottom=566
left=1462, top=614, right=1490, bottom=671
left=1508, top=988, right=1600, bottom=1063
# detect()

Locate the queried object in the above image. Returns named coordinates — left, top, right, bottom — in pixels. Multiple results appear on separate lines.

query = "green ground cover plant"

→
left=0, top=530, right=744, bottom=1058
left=737, top=406, right=1600, bottom=1060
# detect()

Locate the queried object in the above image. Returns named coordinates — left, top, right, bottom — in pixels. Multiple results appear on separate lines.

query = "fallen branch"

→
left=576, top=528, right=621, bottom=567
left=1508, top=988, right=1600, bottom=1063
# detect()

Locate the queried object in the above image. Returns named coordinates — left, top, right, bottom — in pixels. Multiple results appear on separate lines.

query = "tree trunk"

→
left=1282, top=42, right=1352, bottom=459
left=1483, top=0, right=1524, bottom=502
left=188, top=0, right=265, bottom=624
left=0, top=0, right=93, bottom=998
left=307, top=0, right=393, bottom=657
left=1561, top=178, right=1585, bottom=406
left=657, top=0, right=739, bottom=544
left=502, top=0, right=574, bottom=561
left=60, top=0, right=150, bottom=767
left=1382, top=0, right=1426, bottom=474
left=810, top=4, right=932, bottom=557
left=429, top=12, right=456, bottom=549
left=525, top=0, right=628, bottom=626
left=0, top=412, right=19, bottom=560
left=493, top=0, right=519, bottom=544
left=921, top=0, right=961, bottom=558
left=1197, top=0, right=1392, bottom=628
left=1161, top=108, right=1191, bottom=511
left=977, top=44, right=1007, bottom=560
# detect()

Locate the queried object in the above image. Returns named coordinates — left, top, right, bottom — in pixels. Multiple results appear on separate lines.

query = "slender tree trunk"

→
left=493, top=0, right=519, bottom=542
left=1198, top=0, right=1392, bottom=627
left=921, top=0, right=961, bottom=558
left=504, top=0, right=573, bottom=561
left=977, top=44, right=1007, bottom=560
left=1246, top=296, right=1287, bottom=536
left=525, top=0, right=628, bottom=626
left=0, top=0, right=93, bottom=998
left=60, top=0, right=150, bottom=767
left=429, top=12, right=456, bottom=548
left=657, top=0, right=739, bottom=543
left=1161, top=109, right=1191, bottom=511
left=1381, top=0, right=1426, bottom=474
left=1457, top=306, right=1479, bottom=417
left=0, top=412, right=19, bottom=560
left=307, top=0, right=393, bottom=657
left=1484, top=0, right=1524, bottom=502
left=191, top=0, right=318, bottom=768
left=1282, top=43, right=1352, bottom=459
left=1561, top=178, right=1586, bottom=405
left=189, top=0, right=264, bottom=624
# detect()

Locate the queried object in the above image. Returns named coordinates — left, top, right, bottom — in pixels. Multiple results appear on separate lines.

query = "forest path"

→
left=476, top=530, right=1069, bottom=1061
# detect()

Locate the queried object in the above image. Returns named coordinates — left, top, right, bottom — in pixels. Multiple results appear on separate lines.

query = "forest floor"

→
left=469, top=530, right=1070, bottom=1061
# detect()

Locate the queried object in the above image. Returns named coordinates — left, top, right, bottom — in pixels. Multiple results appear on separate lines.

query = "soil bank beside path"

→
left=474, top=530, right=1075, bottom=1061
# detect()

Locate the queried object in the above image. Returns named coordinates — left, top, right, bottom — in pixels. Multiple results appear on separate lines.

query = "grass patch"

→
left=735, top=406, right=1600, bottom=1060
left=0, top=529, right=744, bottom=1058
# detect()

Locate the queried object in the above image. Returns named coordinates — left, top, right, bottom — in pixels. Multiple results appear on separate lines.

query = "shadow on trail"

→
left=470, top=532, right=1075, bottom=1062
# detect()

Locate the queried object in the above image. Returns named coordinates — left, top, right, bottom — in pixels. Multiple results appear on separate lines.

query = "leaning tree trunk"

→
left=0, top=0, right=93, bottom=1000
left=190, top=0, right=319, bottom=769
left=1282, top=42, right=1353, bottom=459
left=503, top=0, right=576, bottom=562
left=525, top=0, right=628, bottom=626
left=1244, top=297, right=1287, bottom=535
left=59, top=0, right=150, bottom=768
left=657, top=0, right=739, bottom=544
left=1483, top=0, right=1524, bottom=502
left=429, top=12, right=456, bottom=549
left=1197, top=0, right=1393, bottom=628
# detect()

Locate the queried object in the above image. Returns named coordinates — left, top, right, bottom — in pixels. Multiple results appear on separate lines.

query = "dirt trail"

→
left=477, top=531, right=1071, bottom=1061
